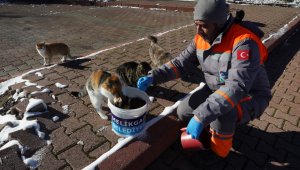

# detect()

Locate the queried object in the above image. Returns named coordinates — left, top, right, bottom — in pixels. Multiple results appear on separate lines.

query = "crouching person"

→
left=137, top=0, right=272, bottom=159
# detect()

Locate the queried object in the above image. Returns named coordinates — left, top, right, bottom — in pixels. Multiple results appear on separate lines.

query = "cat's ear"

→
left=140, top=62, right=152, bottom=72
left=137, top=62, right=151, bottom=75
left=37, top=42, right=45, bottom=46
left=137, top=64, right=143, bottom=73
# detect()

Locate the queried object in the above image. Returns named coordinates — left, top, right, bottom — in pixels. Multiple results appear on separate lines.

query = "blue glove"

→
left=137, top=76, right=153, bottom=91
left=186, top=116, right=203, bottom=139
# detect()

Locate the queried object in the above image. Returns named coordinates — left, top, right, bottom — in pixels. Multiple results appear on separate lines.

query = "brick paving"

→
left=0, top=3, right=193, bottom=79
left=0, top=1, right=299, bottom=170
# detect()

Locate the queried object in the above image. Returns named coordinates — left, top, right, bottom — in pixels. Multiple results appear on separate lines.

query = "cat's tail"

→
left=235, top=10, right=245, bottom=24
left=147, top=35, right=158, bottom=44
left=77, top=85, right=87, bottom=97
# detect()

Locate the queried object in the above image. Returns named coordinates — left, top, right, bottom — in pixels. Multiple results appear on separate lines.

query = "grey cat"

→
left=147, top=35, right=172, bottom=67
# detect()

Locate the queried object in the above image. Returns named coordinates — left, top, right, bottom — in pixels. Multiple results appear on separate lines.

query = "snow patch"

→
left=31, top=88, right=51, bottom=95
left=0, top=140, right=26, bottom=154
left=35, top=72, right=43, bottom=77
left=111, top=5, right=142, bottom=9
left=25, top=98, right=47, bottom=114
left=46, top=140, right=52, bottom=145
left=149, top=96, right=155, bottom=102
left=62, top=105, right=69, bottom=114
left=0, top=64, right=55, bottom=96
left=149, top=8, right=166, bottom=11
left=0, top=116, right=45, bottom=145
left=77, top=140, right=84, bottom=145
left=22, top=146, right=47, bottom=169
left=0, top=76, right=24, bottom=96
left=12, top=89, right=26, bottom=102
left=36, top=85, right=44, bottom=89
left=51, top=95, right=56, bottom=100
left=52, top=116, right=59, bottom=122
left=55, top=82, right=68, bottom=88
left=97, top=126, right=108, bottom=133
left=25, top=81, right=37, bottom=87
left=0, top=98, right=49, bottom=169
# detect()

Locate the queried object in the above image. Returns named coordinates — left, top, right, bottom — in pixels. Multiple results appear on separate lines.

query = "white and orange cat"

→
left=36, top=42, right=73, bottom=66
left=80, top=70, right=125, bottom=120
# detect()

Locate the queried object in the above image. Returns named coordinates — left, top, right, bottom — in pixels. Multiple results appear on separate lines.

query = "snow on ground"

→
left=0, top=76, right=24, bottom=96
left=12, top=89, right=27, bottom=102
left=77, top=140, right=84, bottom=145
left=0, top=98, right=48, bottom=144
left=0, top=140, right=26, bottom=154
left=0, top=139, right=47, bottom=169
left=62, top=105, right=69, bottom=114
left=0, top=65, right=55, bottom=96
left=149, top=96, right=155, bottom=102
left=52, top=116, right=59, bottom=122
left=55, top=82, right=68, bottom=88
left=0, top=98, right=49, bottom=169
left=36, top=85, right=44, bottom=89
left=35, top=72, right=43, bottom=78
left=22, top=146, right=48, bottom=169
left=31, top=88, right=51, bottom=95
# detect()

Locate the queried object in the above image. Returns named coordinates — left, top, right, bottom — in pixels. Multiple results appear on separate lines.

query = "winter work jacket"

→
left=150, top=16, right=272, bottom=126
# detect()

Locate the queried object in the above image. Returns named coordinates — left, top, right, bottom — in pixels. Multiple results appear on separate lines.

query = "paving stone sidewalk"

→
left=0, top=3, right=193, bottom=80
left=0, top=1, right=300, bottom=170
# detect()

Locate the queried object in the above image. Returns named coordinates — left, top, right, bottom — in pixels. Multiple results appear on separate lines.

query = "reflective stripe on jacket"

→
left=150, top=16, right=271, bottom=126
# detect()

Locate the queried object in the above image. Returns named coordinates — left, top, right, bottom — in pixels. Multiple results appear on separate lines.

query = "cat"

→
left=234, top=10, right=264, bottom=38
left=116, top=61, right=152, bottom=87
left=147, top=35, right=172, bottom=67
left=80, top=69, right=125, bottom=120
left=36, top=42, right=73, bottom=66
left=234, top=10, right=245, bottom=23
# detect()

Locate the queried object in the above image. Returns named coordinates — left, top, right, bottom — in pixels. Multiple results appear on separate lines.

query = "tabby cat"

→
left=116, top=61, right=151, bottom=87
left=147, top=35, right=172, bottom=67
left=80, top=70, right=125, bottom=120
left=36, top=42, right=73, bottom=66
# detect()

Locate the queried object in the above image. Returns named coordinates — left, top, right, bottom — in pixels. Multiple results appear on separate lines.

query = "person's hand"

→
left=137, top=76, right=153, bottom=91
left=186, top=116, right=203, bottom=139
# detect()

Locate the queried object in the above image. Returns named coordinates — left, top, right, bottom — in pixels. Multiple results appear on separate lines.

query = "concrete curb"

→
left=98, top=115, right=181, bottom=170
left=264, top=15, right=300, bottom=53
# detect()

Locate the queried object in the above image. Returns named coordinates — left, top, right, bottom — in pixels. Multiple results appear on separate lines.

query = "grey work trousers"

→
left=176, top=84, right=254, bottom=135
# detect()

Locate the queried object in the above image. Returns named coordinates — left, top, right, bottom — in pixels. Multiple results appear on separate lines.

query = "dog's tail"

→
left=147, top=35, right=158, bottom=44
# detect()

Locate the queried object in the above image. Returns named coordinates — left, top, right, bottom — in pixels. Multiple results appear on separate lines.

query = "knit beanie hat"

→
left=194, top=0, right=229, bottom=26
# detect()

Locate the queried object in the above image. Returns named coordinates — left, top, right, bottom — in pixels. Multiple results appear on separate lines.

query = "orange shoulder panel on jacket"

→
left=194, top=34, right=211, bottom=51
left=231, top=24, right=268, bottom=64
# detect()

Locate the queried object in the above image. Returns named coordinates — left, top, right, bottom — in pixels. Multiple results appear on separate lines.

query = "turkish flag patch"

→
left=237, top=50, right=250, bottom=60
